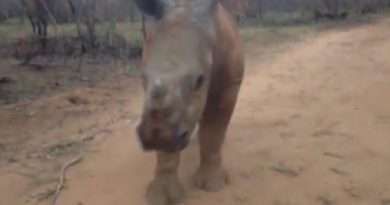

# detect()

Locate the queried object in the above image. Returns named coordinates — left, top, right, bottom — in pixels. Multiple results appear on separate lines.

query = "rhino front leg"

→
left=146, top=152, right=185, bottom=205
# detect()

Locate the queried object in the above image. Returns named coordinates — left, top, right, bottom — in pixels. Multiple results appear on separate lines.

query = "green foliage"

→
left=260, top=10, right=315, bottom=26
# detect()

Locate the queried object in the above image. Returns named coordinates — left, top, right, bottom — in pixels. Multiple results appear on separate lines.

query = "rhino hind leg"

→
left=194, top=83, right=241, bottom=191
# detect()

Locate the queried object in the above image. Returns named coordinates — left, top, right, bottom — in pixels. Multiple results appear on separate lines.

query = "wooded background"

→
left=0, top=0, right=389, bottom=62
left=1, top=0, right=389, bottom=23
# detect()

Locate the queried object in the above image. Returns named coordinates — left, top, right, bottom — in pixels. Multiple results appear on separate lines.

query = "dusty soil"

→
left=1, top=17, right=390, bottom=205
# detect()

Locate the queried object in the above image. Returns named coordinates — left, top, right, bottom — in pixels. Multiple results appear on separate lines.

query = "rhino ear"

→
left=135, top=0, right=164, bottom=20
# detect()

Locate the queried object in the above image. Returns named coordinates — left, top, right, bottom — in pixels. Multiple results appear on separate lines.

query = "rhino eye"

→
left=194, top=74, right=204, bottom=91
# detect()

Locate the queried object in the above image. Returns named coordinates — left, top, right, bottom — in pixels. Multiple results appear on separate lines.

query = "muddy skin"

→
left=135, top=0, right=244, bottom=204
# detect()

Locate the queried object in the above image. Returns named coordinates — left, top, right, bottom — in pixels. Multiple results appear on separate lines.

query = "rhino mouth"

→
left=137, top=124, right=191, bottom=152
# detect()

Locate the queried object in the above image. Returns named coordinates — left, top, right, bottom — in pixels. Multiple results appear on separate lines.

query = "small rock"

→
left=0, top=76, right=16, bottom=84
left=68, top=95, right=89, bottom=105
left=7, top=158, right=18, bottom=163
left=317, top=196, right=335, bottom=205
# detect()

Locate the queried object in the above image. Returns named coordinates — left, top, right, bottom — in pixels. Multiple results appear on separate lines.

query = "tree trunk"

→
left=141, top=14, right=146, bottom=40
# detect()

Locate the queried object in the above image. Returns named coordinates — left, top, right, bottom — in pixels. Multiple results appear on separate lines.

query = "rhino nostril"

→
left=175, top=131, right=190, bottom=150
left=136, top=123, right=142, bottom=137
left=179, top=131, right=189, bottom=140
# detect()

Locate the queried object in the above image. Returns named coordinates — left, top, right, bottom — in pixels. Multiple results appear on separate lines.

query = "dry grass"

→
left=1, top=13, right=389, bottom=105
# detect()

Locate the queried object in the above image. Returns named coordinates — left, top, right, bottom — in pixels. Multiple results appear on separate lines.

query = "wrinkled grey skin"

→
left=136, top=16, right=213, bottom=152
left=135, top=0, right=245, bottom=205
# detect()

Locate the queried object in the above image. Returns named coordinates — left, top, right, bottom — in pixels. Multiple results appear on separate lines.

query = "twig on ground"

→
left=271, top=165, right=299, bottom=177
left=52, top=155, right=83, bottom=205
left=81, top=128, right=111, bottom=142
left=30, top=188, right=56, bottom=202
left=330, top=167, right=349, bottom=176
left=324, top=151, right=345, bottom=159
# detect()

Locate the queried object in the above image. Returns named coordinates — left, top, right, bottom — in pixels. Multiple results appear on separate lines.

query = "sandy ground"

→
left=1, top=17, right=390, bottom=205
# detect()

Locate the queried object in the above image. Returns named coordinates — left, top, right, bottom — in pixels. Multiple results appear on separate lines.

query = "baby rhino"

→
left=135, top=0, right=245, bottom=204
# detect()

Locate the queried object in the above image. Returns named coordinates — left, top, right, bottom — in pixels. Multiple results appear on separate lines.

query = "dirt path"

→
left=2, top=18, right=390, bottom=205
